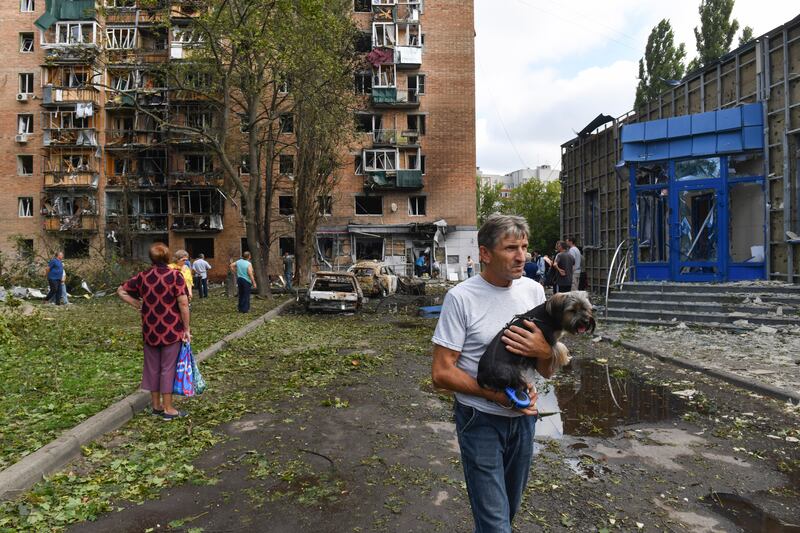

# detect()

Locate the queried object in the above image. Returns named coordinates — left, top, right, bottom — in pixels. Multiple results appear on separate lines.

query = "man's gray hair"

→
left=478, top=213, right=529, bottom=250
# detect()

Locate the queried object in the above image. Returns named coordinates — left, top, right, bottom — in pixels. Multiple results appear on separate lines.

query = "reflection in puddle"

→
left=534, top=358, right=690, bottom=440
left=704, top=492, right=800, bottom=533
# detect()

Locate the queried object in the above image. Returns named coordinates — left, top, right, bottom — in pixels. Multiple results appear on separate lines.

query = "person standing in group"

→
left=566, top=237, right=582, bottom=292
left=553, top=241, right=574, bottom=294
left=192, top=254, right=212, bottom=298
left=431, top=214, right=552, bottom=533
left=523, top=252, right=538, bottom=281
left=282, top=251, right=294, bottom=290
left=466, top=255, right=474, bottom=278
left=532, top=250, right=545, bottom=283
left=117, top=243, right=190, bottom=420
left=169, top=250, right=193, bottom=302
left=45, top=251, right=64, bottom=305
left=232, top=251, right=257, bottom=312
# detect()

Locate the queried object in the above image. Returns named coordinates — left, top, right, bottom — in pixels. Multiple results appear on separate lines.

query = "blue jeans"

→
left=237, top=277, right=251, bottom=312
left=199, top=278, right=208, bottom=298
left=454, top=400, right=535, bottom=533
left=284, top=270, right=292, bottom=290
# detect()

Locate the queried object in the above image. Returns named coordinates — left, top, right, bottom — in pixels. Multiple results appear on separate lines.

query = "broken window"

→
left=184, top=154, right=212, bottom=173
left=17, top=239, right=34, bottom=260
left=407, top=114, right=426, bottom=135
left=279, top=237, right=295, bottom=256
left=355, top=195, right=382, bottom=215
left=408, top=195, right=426, bottom=216
left=17, top=155, right=34, bottom=175
left=354, top=156, right=363, bottom=175
left=279, top=114, right=294, bottom=134
left=279, top=154, right=295, bottom=175
left=584, top=189, right=600, bottom=246
left=679, top=189, right=717, bottom=272
left=19, top=73, right=34, bottom=94
left=64, top=239, right=90, bottom=258
left=353, top=0, right=371, bottom=12
left=186, top=109, right=212, bottom=129
left=421, top=155, right=426, bottom=175
left=635, top=163, right=668, bottom=186
left=355, top=113, right=374, bottom=133
left=20, top=33, right=34, bottom=53
left=372, top=23, right=396, bottom=47
left=408, top=74, right=424, bottom=96
left=675, top=157, right=720, bottom=181
left=636, top=189, right=669, bottom=263
left=55, top=22, right=96, bottom=45
left=106, top=27, right=137, bottom=49
left=364, top=150, right=396, bottom=171
left=185, top=237, right=215, bottom=259
left=354, top=71, right=372, bottom=94
left=17, top=114, right=33, bottom=134
left=355, top=237, right=383, bottom=260
left=354, top=32, right=372, bottom=53
left=728, top=153, right=764, bottom=178
left=729, top=181, right=765, bottom=263
left=318, top=195, right=332, bottom=216
left=372, top=64, right=396, bottom=88
left=20, top=0, right=34, bottom=12
left=279, top=195, right=294, bottom=216
left=18, top=197, right=33, bottom=217
left=240, top=154, right=250, bottom=175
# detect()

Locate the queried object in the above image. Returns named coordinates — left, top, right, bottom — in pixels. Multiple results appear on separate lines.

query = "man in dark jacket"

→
left=553, top=241, right=574, bottom=293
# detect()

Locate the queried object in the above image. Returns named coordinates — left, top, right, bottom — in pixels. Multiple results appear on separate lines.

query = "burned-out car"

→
left=348, top=261, right=398, bottom=297
left=305, top=271, right=364, bottom=312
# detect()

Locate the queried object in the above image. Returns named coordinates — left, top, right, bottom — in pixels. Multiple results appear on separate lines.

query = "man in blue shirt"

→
left=45, top=251, right=65, bottom=305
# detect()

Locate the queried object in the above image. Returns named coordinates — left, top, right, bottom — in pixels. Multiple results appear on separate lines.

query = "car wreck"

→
left=305, top=271, right=364, bottom=312
left=349, top=261, right=398, bottom=297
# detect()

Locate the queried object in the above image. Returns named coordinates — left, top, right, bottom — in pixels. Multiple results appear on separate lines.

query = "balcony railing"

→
left=372, top=129, right=419, bottom=146
left=106, top=214, right=168, bottom=233
left=43, top=128, right=98, bottom=147
left=106, top=173, right=167, bottom=188
left=394, top=45, right=421, bottom=68
left=43, top=213, right=99, bottom=233
left=42, top=86, right=99, bottom=105
left=167, top=171, right=223, bottom=188
left=105, top=129, right=166, bottom=147
left=106, top=89, right=168, bottom=107
left=44, top=171, right=99, bottom=188
left=370, top=88, right=419, bottom=107
left=170, top=213, right=224, bottom=232
left=364, top=169, right=423, bottom=190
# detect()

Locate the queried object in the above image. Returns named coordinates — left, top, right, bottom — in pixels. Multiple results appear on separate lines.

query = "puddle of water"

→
left=703, top=492, right=800, bottom=533
left=547, top=358, right=690, bottom=437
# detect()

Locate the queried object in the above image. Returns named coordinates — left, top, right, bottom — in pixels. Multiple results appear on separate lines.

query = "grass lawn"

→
left=0, top=289, right=286, bottom=471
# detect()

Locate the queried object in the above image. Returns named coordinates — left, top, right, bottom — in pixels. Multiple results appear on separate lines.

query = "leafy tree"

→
left=688, top=0, right=740, bottom=71
left=635, top=19, right=687, bottom=110
left=738, top=26, right=754, bottom=47
left=476, top=176, right=505, bottom=226
left=504, top=179, right=561, bottom=255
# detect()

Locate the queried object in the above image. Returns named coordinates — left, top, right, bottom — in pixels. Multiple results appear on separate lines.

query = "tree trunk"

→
left=245, top=214, right=269, bottom=297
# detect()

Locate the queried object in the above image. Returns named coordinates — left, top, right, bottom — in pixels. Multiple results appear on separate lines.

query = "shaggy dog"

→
left=477, top=291, right=596, bottom=404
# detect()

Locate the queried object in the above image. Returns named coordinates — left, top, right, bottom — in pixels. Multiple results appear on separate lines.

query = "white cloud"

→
left=475, top=0, right=800, bottom=174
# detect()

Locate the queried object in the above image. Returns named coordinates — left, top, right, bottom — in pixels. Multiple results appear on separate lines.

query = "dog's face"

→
left=546, top=291, right=596, bottom=335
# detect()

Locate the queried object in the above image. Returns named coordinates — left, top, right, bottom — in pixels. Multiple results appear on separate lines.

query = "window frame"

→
left=18, top=197, right=34, bottom=218
left=20, top=0, right=34, bottom=13
left=17, top=114, right=34, bottom=135
left=354, top=195, right=383, bottom=216
left=20, top=32, right=34, bottom=53
left=408, top=195, right=426, bottom=216
left=17, top=155, right=34, bottom=176
left=19, top=73, right=34, bottom=95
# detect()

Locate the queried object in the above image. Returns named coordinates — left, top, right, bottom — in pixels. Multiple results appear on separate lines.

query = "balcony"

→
left=105, top=129, right=166, bottom=148
left=43, top=128, right=98, bottom=147
left=42, top=86, right=99, bottom=106
left=106, top=173, right=167, bottom=189
left=104, top=1, right=168, bottom=24
left=106, top=214, right=168, bottom=234
left=372, top=129, right=419, bottom=147
left=44, top=171, right=99, bottom=189
left=106, top=42, right=170, bottom=64
left=167, top=171, right=224, bottom=188
left=43, top=213, right=99, bottom=233
left=370, top=88, right=420, bottom=108
left=394, top=46, right=421, bottom=69
left=364, top=169, right=423, bottom=191
left=170, top=213, right=223, bottom=233
left=106, top=89, right=168, bottom=108
left=170, top=0, right=205, bottom=19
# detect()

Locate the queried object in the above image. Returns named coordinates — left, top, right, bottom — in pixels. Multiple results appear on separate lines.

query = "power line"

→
left=476, top=57, right=529, bottom=170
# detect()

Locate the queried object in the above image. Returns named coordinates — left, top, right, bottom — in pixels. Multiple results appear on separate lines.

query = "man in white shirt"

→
left=431, top=214, right=553, bottom=533
left=567, top=237, right=582, bottom=291
left=191, top=254, right=212, bottom=298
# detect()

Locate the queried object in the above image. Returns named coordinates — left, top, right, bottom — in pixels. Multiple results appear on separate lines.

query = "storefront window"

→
left=636, top=189, right=669, bottom=263
left=635, top=163, right=668, bottom=186
left=728, top=153, right=764, bottom=178
left=675, top=157, right=720, bottom=181
left=729, top=182, right=765, bottom=263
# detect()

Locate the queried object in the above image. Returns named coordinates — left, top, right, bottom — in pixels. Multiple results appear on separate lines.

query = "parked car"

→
left=305, top=271, right=363, bottom=312
left=349, top=261, right=398, bottom=297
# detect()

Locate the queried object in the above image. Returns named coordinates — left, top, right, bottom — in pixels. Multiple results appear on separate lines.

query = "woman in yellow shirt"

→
left=169, top=249, right=194, bottom=301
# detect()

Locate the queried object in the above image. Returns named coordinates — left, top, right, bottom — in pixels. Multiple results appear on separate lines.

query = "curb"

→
left=0, top=298, right=295, bottom=501
left=601, top=335, right=800, bottom=404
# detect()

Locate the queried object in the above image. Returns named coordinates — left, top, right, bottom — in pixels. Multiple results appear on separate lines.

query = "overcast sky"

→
left=474, top=1, right=799, bottom=175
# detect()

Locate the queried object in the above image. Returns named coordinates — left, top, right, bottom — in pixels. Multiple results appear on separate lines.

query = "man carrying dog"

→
left=431, top=214, right=554, bottom=533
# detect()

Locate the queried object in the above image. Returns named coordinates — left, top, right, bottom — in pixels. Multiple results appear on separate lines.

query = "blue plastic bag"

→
left=173, top=342, right=195, bottom=396
left=192, top=351, right=207, bottom=395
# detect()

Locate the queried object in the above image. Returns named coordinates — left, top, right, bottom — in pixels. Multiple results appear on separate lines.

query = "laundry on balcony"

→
left=367, top=48, right=394, bottom=67
left=75, top=102, right=93, bottom=118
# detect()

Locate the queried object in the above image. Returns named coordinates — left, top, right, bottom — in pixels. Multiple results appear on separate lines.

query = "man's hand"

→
left=501, top=319, right=551, bottom=359
left=486, top=385, right=539, bottom=416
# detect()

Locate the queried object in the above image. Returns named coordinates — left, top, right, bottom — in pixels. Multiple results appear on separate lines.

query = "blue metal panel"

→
left=691, top=111, right=716, bottom=134
left=623, top=142, right=646, bottom=161
left=717, top=131, right=743, bottom=153
left=716, top=107, right=742, bottom=131
left=644, top=119, right=669, bottom=140
left=621, top=123, right=645, bottom=143
left=692, top=133, right=717, bottom=155
left=647, top=140, right=669, bottom=160
left=742, top=103, right=763, bottom=126
left=669, top=138, right=692, bottom=159
left=667, top=116, right=691, bottom=138
left=728, top=264, right=766, bottom=281
left=743, top=126, right=763, bottom=149
left=636, top=265, right=670, bottom=281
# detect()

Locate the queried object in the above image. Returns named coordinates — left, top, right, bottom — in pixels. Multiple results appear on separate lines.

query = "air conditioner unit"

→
left=15, top=134, right=29, bottom=143
left=17, top=93, right=29, bottom=102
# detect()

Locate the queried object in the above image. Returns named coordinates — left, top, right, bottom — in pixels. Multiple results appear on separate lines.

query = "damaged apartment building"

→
left=561, top=14, right=800, bottom=290
left=0, top=0, right=478, bottom=280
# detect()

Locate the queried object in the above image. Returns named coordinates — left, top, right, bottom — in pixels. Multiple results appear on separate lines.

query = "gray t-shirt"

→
left=568, top=246, right=582, bottom=273
left=432, top=275, right=545, bottom=417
